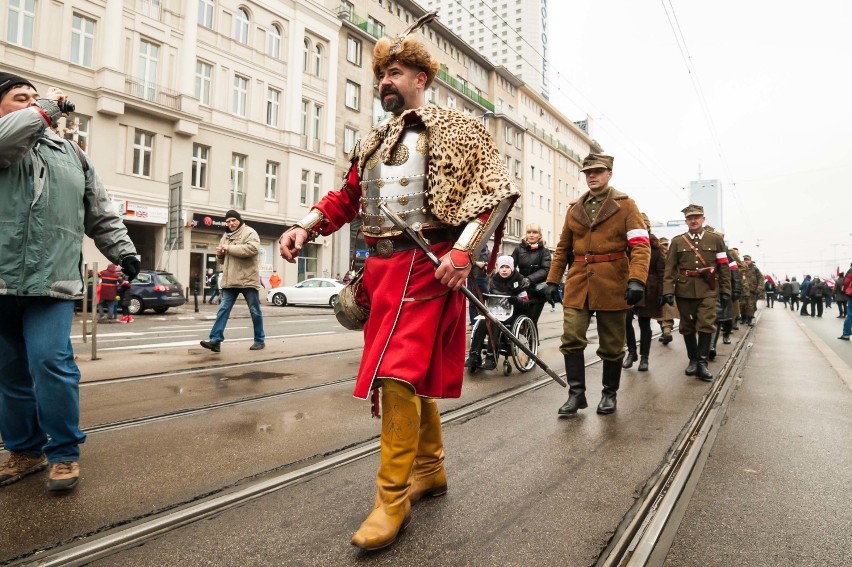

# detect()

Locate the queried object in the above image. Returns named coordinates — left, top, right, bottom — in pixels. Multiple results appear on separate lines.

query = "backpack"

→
left=813, top=284, right=824, bottom=298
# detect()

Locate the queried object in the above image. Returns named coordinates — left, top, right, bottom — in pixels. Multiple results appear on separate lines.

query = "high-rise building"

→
left=422, top=0, right=550, bottom=99
left=689, top=179, right=723, bottom=232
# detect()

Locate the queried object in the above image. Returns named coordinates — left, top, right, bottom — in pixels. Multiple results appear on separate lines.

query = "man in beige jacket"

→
left=201, top=210, right=265, bottom=352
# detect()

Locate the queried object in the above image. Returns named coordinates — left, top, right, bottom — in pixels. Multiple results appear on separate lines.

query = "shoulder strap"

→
left=680, top=234, right=709, bottom=268
left=68, top=140, right=89, bottom=173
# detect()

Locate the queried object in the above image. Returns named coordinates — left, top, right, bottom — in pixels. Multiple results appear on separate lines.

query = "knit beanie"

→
left=224, top=210, right=242, bottom=232
left=497, top=255, right=515, bottom=271
left=0, top=72, right=37, bottom=103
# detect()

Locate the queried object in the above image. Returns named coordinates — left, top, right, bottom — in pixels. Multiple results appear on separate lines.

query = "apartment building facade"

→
left=1, top=0, right=594, bottom=292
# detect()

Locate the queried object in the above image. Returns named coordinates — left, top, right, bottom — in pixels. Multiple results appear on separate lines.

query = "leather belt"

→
left=582, top=251, right=627, bottom=263
left=366, top=228, right=459, bottom=258
left=680, top=268, right=704, bottom=277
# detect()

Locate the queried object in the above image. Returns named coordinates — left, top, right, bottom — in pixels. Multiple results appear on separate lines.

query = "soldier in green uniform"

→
left=739, top=255, right=763, bottom=325
left=661, top=205, right=732, bottom=381
left=545, top=153, right=651, bottom=416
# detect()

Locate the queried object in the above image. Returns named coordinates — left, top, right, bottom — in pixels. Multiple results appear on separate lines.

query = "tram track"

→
left=596, top=318, right=757, bottom=566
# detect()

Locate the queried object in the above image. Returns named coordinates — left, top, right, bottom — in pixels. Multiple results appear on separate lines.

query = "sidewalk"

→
left=664, top=306, right=852, bottom=566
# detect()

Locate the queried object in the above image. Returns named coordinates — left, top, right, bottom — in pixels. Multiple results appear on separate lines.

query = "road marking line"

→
left=94, top=331, right=336, bottom=351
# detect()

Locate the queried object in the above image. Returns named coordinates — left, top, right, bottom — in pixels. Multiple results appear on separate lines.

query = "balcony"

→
left=436, top=69, right=494, bottom=112
left=338, top=6, right=386, bottom=41
left=526, top=120, right=581, bottom=163
left=124, top=77, right=181, bottom=111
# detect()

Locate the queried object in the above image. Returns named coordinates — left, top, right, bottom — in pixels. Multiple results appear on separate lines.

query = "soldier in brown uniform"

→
left=740, top=255, right=763, bottom=325
left=661, top=205, right=732, bottom=381
left=545, top=153, right=651, bottom=416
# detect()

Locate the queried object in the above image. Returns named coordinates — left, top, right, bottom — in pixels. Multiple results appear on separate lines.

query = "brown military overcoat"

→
left=546, top=187, right=651, bottom=311
left=662, top=231, right=732, bottom=299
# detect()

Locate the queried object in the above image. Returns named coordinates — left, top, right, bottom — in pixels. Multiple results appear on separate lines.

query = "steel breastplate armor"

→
left=360, top=125, right=443, bottom=237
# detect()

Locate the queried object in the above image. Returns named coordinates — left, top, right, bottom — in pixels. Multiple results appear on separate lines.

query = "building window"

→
left=312, top=104, right=321, bottom=141
left=7, top=0, right=35, bottom=48
left=191, top=144, right=209, bottom=189
left=340, top=1, right=354, bottom=19
left=266, top=87, right=280, bottom=126
left=313, top=44, right=322, bottom=76
left=300, top=99, right=309, bottom=136
left=197, top=0, right=214, bottom=28
left=426, top=86, right=438, bottom=104
left=312, top=172, right=322, bottom=203
left=267, top=24, right=281, bottom=58
left=195, top=60, right=212, bottom=106
left=230, top=154, right=246, bottom=209
left=132, top=130, right=153, bottom=177
left=514, top=159, right=521, bottom=179
left=140, top=0, right=161, bottom=19
left=136, top=39, right=159, bottom=101
left=233, top=7, right=249, bottom=44
left=367, top=16, right=384, bottom=38
left=514, top=219, right=521, bottom=237
left=300, top=169, right=309, bottom=205
left=63, top=115, right=90, bottom=152
left=344, top=80, right=360, bottom=110
left=346, top=35, right=361, bottom=65
left=232, top=74, right=248, bottom=117
left=302, top=38, right=310, bottom=72
left=344, top=126, right=357, bottom=155
left=70, top=13, right=95, bottom=67
left=446, top=94, right=456, bottom=108
left=265, top=162, right=278, bottom=201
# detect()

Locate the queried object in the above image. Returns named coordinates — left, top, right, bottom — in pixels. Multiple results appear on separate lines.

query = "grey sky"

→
left=547, top=0, right=852, bottom=279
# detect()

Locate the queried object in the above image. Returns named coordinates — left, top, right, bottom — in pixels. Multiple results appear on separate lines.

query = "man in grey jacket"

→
left=200, top=210, right=265, bottom=352
left=0, top=73, right=139, bottom=492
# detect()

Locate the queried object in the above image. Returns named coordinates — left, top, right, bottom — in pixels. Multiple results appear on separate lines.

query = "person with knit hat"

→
left=0, top=72, right=138, bottom=492
left=200, top=210, right=265, bottom=353
left=465, top=255, right=530, bottom=371
left=280, top=11, right=518, bottom=551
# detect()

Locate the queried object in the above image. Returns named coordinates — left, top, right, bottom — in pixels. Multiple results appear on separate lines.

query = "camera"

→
left=57, top=98, right=75, bottom=114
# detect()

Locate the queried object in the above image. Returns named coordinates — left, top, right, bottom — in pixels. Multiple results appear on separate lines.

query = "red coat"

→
left=98, top=266, right=121, bottom=301
left=308, top=163, right=467, bottom=399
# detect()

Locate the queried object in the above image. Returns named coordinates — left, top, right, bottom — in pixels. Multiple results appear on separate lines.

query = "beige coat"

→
left=218, top=223, right=261, bottom=289
left=546, top=186, right=651, bottom=311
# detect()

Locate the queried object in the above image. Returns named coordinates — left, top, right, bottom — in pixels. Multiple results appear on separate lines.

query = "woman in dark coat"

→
left=624, top=216, right=665, bottom=371
left=510, top=223, right=552, bottom=329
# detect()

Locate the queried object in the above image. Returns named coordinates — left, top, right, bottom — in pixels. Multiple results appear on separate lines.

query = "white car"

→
left=266, top=278, right=345, bottom=307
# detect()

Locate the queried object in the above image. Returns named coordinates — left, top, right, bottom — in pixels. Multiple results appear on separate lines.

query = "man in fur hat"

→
left=280, top=14, right=518, bottom=551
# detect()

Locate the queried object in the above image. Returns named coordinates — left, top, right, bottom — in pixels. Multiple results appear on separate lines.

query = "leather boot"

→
left=464, top=351, right=481, bottom=370
left=694, top=333, right=714, bottom=382
left=622, top=349, right=637, bottom=369
left=722, top=320, right=732, bottom=344
left=709, top=324, right=721, bottom=361
left=638, top=332, right=650, bottom=371
left=557, top=353, right=587, bottom=417
left=408, top=398, right=447, bottom=505
left=351, top=381, right=420, bottom=551
left=683, top=334, right=698, bottom=376
left=597, top=359, right=622, bottom=414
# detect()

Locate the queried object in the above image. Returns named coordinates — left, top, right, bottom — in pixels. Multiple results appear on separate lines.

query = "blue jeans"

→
left=209, top=288, right=265, bottom=344
left=843, top=298, right=852, bottom=337
left=0, top=297, right=86, bottom=462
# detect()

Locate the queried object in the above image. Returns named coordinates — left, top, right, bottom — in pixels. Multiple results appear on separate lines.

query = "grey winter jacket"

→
left=0, top=107, right=136, bottom=299
left=217, top=223, right=261, bottom=289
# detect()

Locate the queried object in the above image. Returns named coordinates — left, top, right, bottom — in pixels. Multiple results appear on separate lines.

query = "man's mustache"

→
left=381, top=87, right=400, bottom=97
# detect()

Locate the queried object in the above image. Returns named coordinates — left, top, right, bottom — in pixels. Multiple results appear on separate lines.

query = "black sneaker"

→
left=249, top=342, right=265, bottom=350
left=200, top=340, right=221, bottom=353
left=479, top=355, right=497, bottom=370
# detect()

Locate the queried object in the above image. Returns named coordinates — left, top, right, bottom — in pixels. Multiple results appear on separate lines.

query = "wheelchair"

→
left=469, top=294, right=539, bottom=375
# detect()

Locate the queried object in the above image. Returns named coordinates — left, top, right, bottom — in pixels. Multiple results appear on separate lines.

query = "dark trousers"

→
left=839, top=299, right=848, bottom=317
left=800, top=298, right=810, bottom=315
left=810, top=298, right=824, bottom=317
left=625, top=311, right=652, bottom=355
left=467, top=277, right=489, bottom=324
left=789, top=296, right=799, bottom=310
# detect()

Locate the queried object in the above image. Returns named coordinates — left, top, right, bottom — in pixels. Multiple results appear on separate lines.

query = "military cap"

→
left=658, top=237, right=670, bottom=244
left=743, top=255, right=752, bottom=260
left=682, top=204, right=704, bottom=217
left=640, top=212, right=650, bottom=227
left=580, top=153, right=614, bottom=172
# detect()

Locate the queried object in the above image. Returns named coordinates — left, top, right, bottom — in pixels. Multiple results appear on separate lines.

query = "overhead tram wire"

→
left=659, top=0, right=759, bottom=242
left=448, top=0, right=686, bottom=201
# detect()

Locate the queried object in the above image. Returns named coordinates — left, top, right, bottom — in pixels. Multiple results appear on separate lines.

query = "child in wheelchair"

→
left=465, top=255, right=530, bottom=371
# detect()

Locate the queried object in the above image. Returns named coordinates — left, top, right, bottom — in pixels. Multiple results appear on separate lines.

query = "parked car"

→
left=267, top=277, right=344, bottom=308
left=126, top=270, right=186, bottom=315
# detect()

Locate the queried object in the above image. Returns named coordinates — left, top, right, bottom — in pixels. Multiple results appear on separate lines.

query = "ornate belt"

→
left=366, top=228, right=459, bottom=258
left=582, top=251, right=627, bottom=263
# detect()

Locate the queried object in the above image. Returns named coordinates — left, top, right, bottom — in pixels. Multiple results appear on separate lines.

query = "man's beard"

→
left=381, top=90, right=405, bottom=114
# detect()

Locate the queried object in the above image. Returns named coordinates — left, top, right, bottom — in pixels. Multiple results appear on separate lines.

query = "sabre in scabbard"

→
left=378, top=203, right=566, bottom=388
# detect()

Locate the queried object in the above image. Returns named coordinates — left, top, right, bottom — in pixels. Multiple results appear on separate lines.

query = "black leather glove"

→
left=732, top=291, right=741, bottom=301
left=656, top=295, right=665, bottom=308
left=719, top=293, right=731, bottom=303
left=624, top=281, right=645, bottom=306
left=508, top=295, right=521, bottom=306
left=662, top=294, right=675, bottom=306
left=545, top=282, right=560, bottom=303
left=120, top=255, right=141, bottom=281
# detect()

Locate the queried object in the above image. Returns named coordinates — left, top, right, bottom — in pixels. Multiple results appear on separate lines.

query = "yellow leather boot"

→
left=351, top=380, right=421, bottom=551
left=408, top=397, right=448, bottom=504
